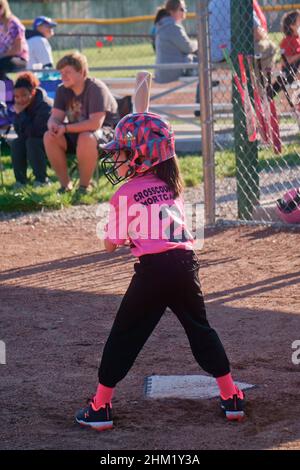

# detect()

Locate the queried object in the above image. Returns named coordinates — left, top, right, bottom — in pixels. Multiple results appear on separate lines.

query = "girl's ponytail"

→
left=152, top=156, right=184, bottom=199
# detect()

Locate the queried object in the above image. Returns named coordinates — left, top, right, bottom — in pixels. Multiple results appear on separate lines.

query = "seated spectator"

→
left=154, top=0, right=219, bottom=116
left=209, top=0, right=231, bottom=63
left=150, top=7, right=170, bottom=52
left=280, top=10, right=300, bottom=77
left=26, top=16, right=57, bottom=70
left=253, top=0, right=277, bottom=71
left=269, top=10, right=300, bottom=97
left=11, top=72, right=52, bottom=187
left=44, top=52, right=118, bottom=194
left=0, top=0, right=28, bottom=79
left=154, top=0, right=197, bottom=83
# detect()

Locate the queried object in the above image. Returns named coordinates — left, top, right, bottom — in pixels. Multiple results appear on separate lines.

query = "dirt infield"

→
left=1, top=216, right=300, bottom=450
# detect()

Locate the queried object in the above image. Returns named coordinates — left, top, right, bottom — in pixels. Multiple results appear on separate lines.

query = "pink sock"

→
left=93, top=383, right=114, bottom=410
left=216, top=373, right=243, bottom=400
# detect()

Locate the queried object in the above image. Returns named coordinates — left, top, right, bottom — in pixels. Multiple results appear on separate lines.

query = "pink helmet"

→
left=276, top=188, right=300, bottom=224
left=99, top=112, right=176, bottom=184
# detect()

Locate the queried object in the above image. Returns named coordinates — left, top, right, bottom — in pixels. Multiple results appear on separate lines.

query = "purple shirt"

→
left=0, top=15, right=28, bottom=61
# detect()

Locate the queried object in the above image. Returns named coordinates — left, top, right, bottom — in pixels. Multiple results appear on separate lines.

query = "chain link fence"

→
left=51, top=33, right=156, bottom=76
left=209, top=0, right=300, bottom=224
left=48, top=31, right=201, bottom=135
left=25, top=1, right=300, bottom=225
left=50, top=32, right=199, bottom=135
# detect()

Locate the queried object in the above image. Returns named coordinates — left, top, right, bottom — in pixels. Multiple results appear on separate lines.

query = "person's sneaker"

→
left=57, top=184, right=73, bottom=194
left=33, top=178, right=51, bottom=188
left=12, top=181, right=26, bottom=190
left=75, top=399, right=113, bottom=431
left=220, top=391, right=245, bottom=422
left=76, top=184, right=93, bottom=195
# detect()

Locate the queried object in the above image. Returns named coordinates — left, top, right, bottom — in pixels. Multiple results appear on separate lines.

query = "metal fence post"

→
left=196, top=0, right=215, bottom=226
left=77, top=35, right=83, bottom=52
left=231, top=0, right=259, bottom=220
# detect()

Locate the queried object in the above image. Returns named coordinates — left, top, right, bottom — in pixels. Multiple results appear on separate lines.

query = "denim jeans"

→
left=11, top=137, right=48, bottom=184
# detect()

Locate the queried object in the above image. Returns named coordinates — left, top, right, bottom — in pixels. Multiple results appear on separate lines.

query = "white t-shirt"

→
left=27, top=36, right=53, bottom=69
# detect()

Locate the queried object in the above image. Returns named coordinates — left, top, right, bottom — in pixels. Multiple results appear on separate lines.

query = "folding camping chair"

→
left=0, top=78, right=15, bottom=186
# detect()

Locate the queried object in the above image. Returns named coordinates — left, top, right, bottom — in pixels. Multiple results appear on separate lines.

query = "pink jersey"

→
left=105, top=173, right=194, bottom=257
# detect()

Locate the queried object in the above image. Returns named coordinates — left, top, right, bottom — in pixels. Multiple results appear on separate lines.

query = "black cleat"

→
left=220, top=391, right=245, bottom=422
left=75, top=399, right=113, bottom=431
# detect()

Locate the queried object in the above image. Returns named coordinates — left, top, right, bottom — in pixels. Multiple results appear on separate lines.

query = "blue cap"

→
left=33, top=16, right=57, bottom=30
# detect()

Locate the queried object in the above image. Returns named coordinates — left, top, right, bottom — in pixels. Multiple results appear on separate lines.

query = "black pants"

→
left=0, top=56, right=26, bottom=79
left=11, top=137, right=48, bottom=184
left=98, top=249, right=230, bottom=387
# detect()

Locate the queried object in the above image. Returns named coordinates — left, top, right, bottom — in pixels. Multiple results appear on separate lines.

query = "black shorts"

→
left=65, top=133, right=78, bottom=154
left=65, top=127, right=114, bottom=154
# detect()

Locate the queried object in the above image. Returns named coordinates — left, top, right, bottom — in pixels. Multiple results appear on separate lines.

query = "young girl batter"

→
left=75, top=112, right=245, bottom=431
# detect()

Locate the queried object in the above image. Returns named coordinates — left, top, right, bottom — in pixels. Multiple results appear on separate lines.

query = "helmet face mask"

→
left=101, top=149, right=135, bottom=186
left=99, top=112, right=176, bottom=185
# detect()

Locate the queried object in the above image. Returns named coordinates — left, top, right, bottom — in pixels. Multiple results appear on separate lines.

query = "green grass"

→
left=1, top=144, right=300, bottom=213
left=179, top=155, right=202, bottom=187
left=214, top=143, right=300, bottom=178
left=0, top=153, right=201, bottom=213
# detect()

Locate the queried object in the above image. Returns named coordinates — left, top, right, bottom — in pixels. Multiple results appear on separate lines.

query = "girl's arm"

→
left=103, top=193, right=130, bottom=253
left=104, top=239, right=117, bottom=253
left=284, top=53, right=300, bottom=65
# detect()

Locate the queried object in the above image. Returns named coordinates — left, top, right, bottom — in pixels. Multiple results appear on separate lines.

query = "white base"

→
left=144, top=375, right=255, bottom=399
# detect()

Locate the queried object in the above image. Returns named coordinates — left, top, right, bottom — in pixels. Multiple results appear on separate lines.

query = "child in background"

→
left=280, top=10, right=300, bottom=73
left=268, top=10, right=300, bottom=97
left=75, top=112, right=246, bottom=431
left=11, top=71, right=52, bottom=187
